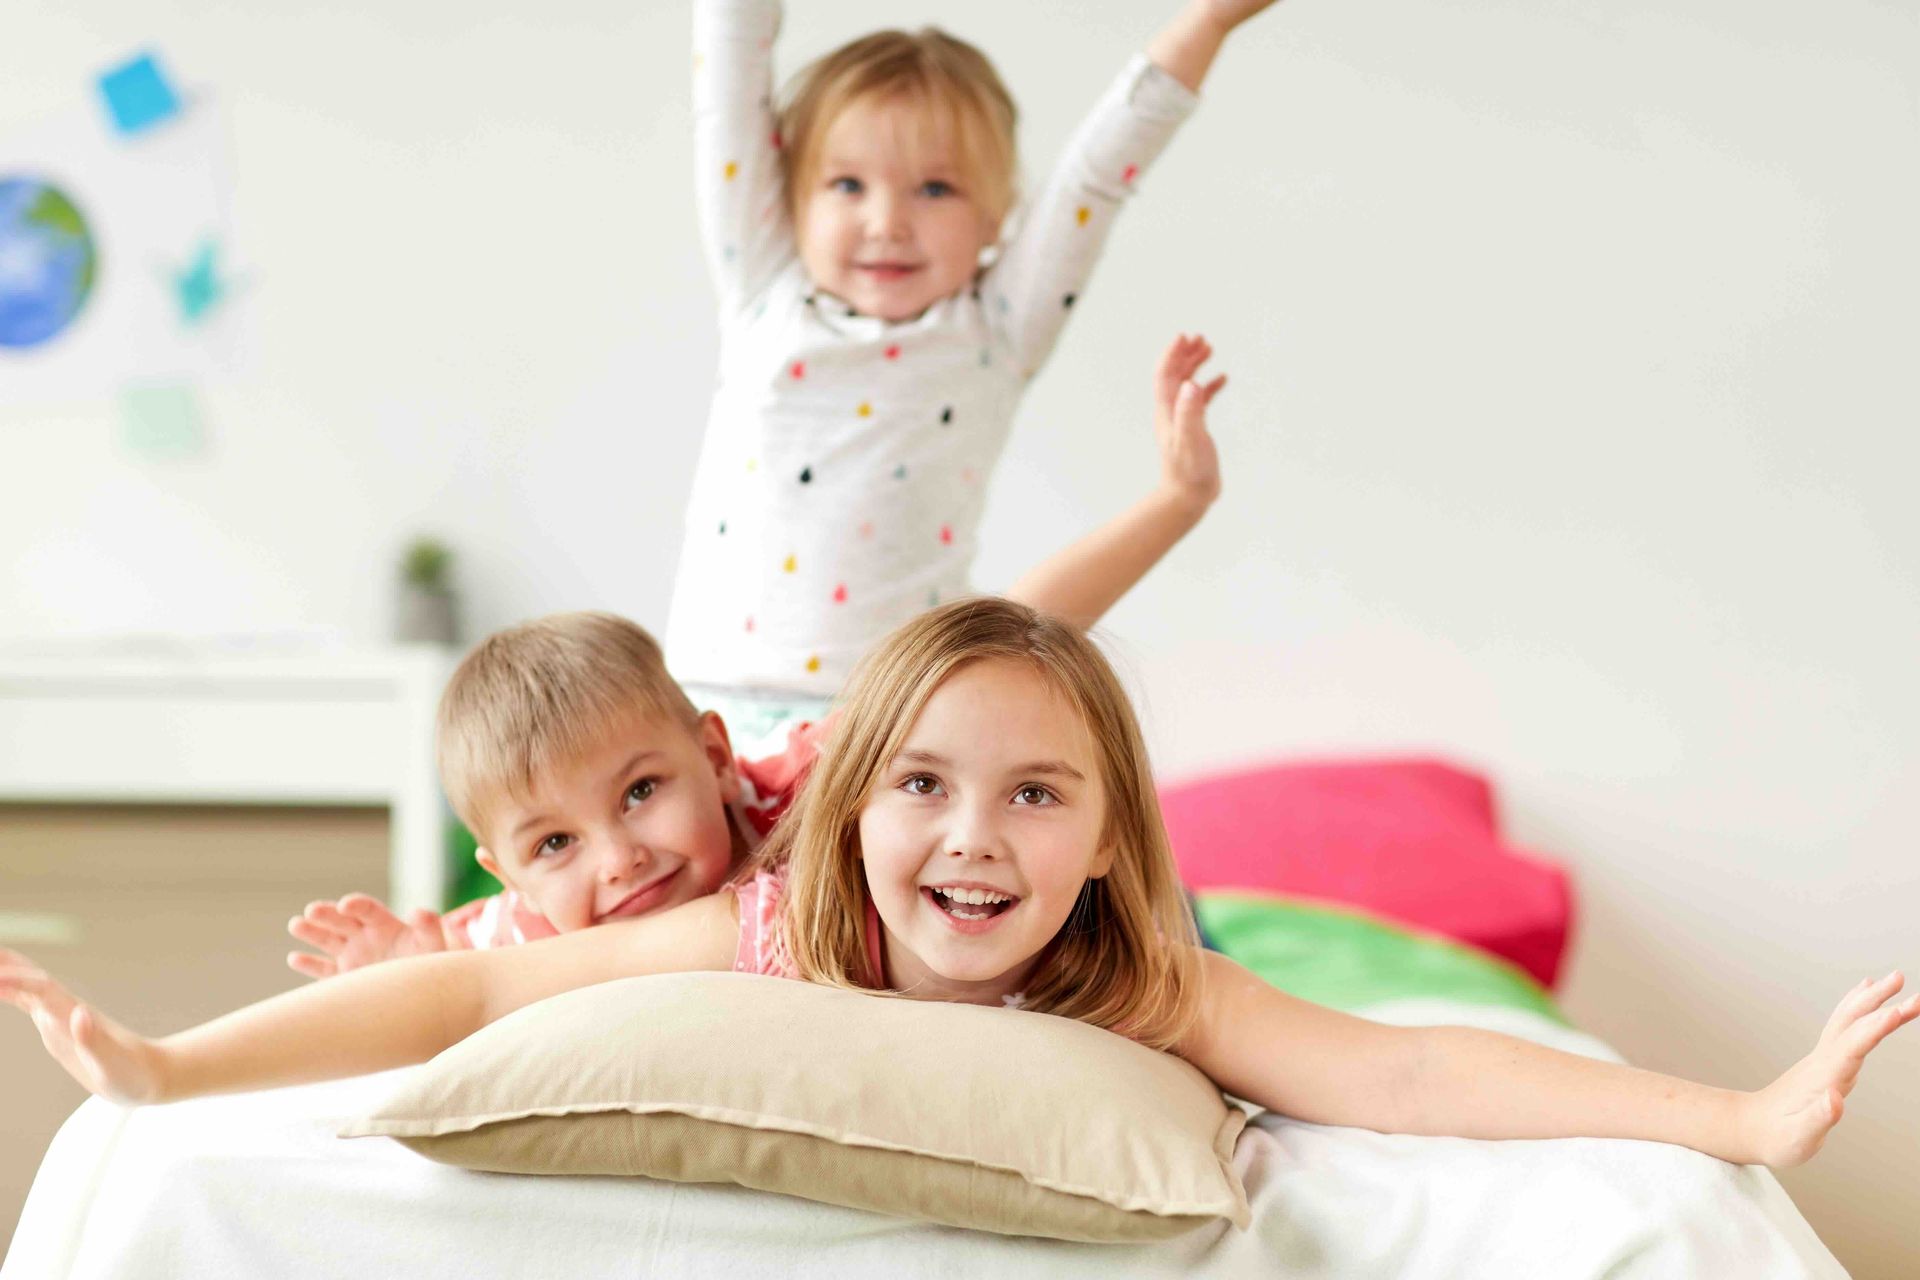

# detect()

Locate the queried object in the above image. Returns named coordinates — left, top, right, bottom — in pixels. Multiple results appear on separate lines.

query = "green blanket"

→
left=1195, top=891, right=1566, bottom=1025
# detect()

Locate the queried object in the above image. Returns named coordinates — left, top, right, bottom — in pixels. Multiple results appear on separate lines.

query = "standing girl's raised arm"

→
left=1179, top=949, right=1919, bottom=1168
left=0, top=892, right=740, bottom=1106
left=984, top=0, right=1282, bottom=376
left=692, top=0, right=796, bottom=316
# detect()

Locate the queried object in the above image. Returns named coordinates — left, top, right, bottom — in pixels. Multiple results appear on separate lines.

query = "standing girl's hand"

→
left=1154, top=333, right=1226, bottom=512
left=0, top=948, right=165, bottom=1105
left=1742, top=971, right=1920, bottom=1166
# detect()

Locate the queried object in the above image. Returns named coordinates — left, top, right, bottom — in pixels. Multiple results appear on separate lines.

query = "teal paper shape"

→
left=120, top=384, right=207, bottom=460
left=174, top=240, right=223, bottom=324
left=97, top=53, right=183, bottom=136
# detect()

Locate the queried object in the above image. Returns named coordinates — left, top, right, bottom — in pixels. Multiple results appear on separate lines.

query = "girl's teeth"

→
left=936, top=887, right=1008, bottom=906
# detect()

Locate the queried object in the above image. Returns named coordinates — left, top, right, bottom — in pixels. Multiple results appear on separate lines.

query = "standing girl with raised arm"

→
left=668, top=0, right=1277, bottom=735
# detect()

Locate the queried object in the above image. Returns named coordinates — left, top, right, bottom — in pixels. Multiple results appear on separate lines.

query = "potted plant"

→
left=395, top=536, right=459, bottom=645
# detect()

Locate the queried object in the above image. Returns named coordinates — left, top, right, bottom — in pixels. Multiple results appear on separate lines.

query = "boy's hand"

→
left=1741, top=971, right=1920, bottom=1166
left=287, top=893, right=449, bottom=980
left=0, top=948, right=165, bottom=1104
left=1154, top=333, right=1226, bottom=512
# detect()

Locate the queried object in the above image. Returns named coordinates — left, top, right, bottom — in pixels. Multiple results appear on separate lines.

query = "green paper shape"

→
left=119, top=383, right=207, bottom=460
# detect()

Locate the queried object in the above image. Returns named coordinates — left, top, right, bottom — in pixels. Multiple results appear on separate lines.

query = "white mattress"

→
left=3, top=1002, right=1844, bottom=1280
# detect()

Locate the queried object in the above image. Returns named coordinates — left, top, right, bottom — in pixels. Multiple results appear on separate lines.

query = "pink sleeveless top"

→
left=733, top=866, right=885, bottom=984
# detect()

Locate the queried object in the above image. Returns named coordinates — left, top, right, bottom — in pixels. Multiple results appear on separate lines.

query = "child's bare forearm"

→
left=1407, top=1026, right=1754, bottom=1162
left=1006, top=483, right=1211, bottom=629
left=156, top=948, right=489, bottom=1101
left=1146, top=2, right=1234, bottom=93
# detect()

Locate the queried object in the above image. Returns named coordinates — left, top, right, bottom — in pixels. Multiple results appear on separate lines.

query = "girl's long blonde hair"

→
left=746, top=597, right=1202, bottom=1049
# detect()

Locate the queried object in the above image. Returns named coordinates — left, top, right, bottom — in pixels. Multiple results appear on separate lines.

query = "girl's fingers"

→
left=1849, top=972, right=1905, bottom=1023
left=1198, top=373, right=1228, bottom=406
left=1840, top=993, right=1920, bottom=1060
left=0, top=968, right=62, bottom=1011
left=1825, top=971, right=1903, bottom=1042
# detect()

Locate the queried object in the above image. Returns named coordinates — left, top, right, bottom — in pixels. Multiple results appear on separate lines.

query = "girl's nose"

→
left=943, top=802, right=1003, bottom=860
left=865, top=191, right=908, bottom=239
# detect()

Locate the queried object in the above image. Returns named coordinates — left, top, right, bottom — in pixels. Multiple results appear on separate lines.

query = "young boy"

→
left=288, top=333, right=1230, bottom=977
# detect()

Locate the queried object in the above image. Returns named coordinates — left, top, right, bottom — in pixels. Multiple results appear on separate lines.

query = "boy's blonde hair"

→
left=436, top=612, right=701, bottom=839
left=778, top=28, right=1020, bottom=229
left=751, top=597, right=1202, bottom=1050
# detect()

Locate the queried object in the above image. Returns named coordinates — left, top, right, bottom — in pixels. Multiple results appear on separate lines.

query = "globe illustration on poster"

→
left=0, top=176, right=99, bottom=349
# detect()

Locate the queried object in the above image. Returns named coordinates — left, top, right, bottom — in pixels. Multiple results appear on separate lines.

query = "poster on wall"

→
left=0, top=51, right=243, bottom=415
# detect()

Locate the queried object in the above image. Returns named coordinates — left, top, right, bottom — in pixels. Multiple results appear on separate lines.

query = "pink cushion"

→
left=1159, top=758, right=1573, bottom=988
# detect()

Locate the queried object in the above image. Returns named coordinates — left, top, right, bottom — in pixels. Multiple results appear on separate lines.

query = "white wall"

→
left=4, top=0, right=1915, bottom=1272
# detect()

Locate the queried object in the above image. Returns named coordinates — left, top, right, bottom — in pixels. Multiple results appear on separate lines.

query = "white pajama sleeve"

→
left=985, top=54, right=1199, bottom=375
left=692, top=0, right=795, bottom=317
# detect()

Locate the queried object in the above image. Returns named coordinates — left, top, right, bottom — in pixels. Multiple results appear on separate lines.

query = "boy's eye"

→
left=535, top=833, right=573, bottom=857
left=828, top=176, right=862, bottom=195
left=1013, top=785, right=1058, bottom=807
left=901, top=774, right=944, bottom=797
left=919, top=179, right=955, bottom=198
left=625, top=777, right=657, bottom=808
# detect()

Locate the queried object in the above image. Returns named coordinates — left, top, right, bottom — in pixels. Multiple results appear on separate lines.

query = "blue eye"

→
left=829, top=176, right=862, bottom=195
left=920, top=180, right=955, bottom=198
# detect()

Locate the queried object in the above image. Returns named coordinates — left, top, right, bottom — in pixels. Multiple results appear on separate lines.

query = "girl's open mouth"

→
left=922, top=885, right=1019, bottom=929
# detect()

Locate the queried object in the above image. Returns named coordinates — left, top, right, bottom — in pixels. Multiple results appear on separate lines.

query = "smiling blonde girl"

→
left=6, top=599, right=1913, bottom=1173
left=668, top=0, right=1278, bottom=719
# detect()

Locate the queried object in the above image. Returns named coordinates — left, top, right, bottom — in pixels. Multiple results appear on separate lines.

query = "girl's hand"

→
left=1154, top=333, right=1226, bottom=512
left=0, top=948, right=165, bottom=1105
left=287, top=893, right=449, bottom=980
left=1743, top=971, right=1920, bottom=1166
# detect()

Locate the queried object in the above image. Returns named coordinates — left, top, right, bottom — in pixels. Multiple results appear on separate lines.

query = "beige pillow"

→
left=342, top=971, right=1249, bottom=1242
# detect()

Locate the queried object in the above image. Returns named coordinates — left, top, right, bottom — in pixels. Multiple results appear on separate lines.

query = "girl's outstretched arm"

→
left=0, top=893, right=739, bottom=1106
left=1180, top=950, right=1919, bottom=1167
left=1146, top=0, right=1286, bottom=94
left=1006, top=334, right=1225, bottom=629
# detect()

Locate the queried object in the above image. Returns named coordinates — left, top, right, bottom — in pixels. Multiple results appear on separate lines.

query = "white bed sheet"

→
left=4, top=1003, right=1845, bottom=1280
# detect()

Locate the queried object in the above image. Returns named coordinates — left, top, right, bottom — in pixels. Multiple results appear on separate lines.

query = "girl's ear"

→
left=700, top=711, right=743, bottom=804
left=1088, top=840, right=1116, bottom=879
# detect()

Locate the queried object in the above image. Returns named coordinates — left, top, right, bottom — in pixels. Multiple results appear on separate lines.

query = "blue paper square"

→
left=98, top=53, right=182, bottom=136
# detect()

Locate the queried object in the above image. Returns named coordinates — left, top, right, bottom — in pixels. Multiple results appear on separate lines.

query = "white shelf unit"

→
left=0, top=645, right=455, bottom=912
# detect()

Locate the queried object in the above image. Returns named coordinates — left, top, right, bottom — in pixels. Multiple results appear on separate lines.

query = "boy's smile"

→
left=859, top=658, right=1112, bottom=1005
left=475, top=711, right=745, bottom=932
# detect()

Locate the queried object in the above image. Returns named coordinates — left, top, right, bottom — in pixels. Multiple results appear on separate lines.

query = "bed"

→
left=4, top=890, right=1843, bottom=1279
left=1, top=762, right=1847, bottom=1277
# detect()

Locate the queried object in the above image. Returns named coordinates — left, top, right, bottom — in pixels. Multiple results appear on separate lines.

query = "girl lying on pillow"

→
left=3, top=598, right=1913, bottom=1171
